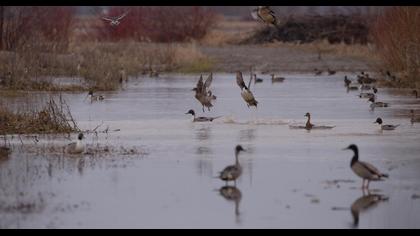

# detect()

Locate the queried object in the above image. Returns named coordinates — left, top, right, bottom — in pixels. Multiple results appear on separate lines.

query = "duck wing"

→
left=236, top=71, right=247, bottom=90
left=101, top=16, right=114, bottom=22
left=359, top=161, right=388, bottom=178
left=251, top=8, right=259, bottom=20
left=203, top=72, right=213, bottom=93
left=196, top=75, right=204, bottom=93
left=247, top=68, right=253, bottom=90
left=116, top=11, right=128, bottom=20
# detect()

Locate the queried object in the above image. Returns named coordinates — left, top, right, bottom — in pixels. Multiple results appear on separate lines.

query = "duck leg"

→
left=361, top=179, right=366, bottom=189
left=366, top=180, right=371, bottom=189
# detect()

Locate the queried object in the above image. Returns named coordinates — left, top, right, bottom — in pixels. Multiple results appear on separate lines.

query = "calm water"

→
left=1, top=74, right=420, bottom=228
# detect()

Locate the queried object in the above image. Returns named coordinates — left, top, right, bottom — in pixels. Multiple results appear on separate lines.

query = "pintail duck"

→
left=251, top=6, right=277, bottom=26
left=236, top=71, right=258, bottom=108
left=271, top=74, right=285, bottom=83
left=359, top=87, right=377, bottom=99
left=374, top=118, right=399, bottom=130
left=343, top=144, right=388, bottom=189
left=102, top=11, right=129, bottom=27
left=413, top=90, right=418, bottom=99
left=410, top=110, right=420, bottom=123
left=219, top=145, right=245, bottom=185
left=185, top=109, right=221, bottom=122
left=87, top=90, right=104, bottom=102
left=192, top=73, right=216, bottom=112
left=314, top=68, right=323, bottom=76
left=368, top=97, right=389, bottom=109
left=65, top=133, right=85, bottom=154
left=327, top=68, right=336, bottom=75
left=344, top=76, right=351, bottom=87
left=253, top=74, right=263, bottom=83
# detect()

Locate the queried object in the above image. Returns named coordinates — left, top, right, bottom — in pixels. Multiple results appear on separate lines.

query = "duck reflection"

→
left=219, top=185, right=242, bottom=223
left=350, top=189, right=389, bottom=228
left=239, top=128, right=256, bottom=142
left=195, top=127, right=212, bottom=141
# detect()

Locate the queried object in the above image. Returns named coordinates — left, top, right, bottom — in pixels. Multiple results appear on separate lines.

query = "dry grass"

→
left=0, top=95, right=79, bottom=135
left=0, top=41, right=213, bottom=91
left=262, top=40, right=378, bottom=61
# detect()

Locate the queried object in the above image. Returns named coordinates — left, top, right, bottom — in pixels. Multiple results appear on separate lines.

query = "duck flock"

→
left=54, top=6, right=420, bottom=225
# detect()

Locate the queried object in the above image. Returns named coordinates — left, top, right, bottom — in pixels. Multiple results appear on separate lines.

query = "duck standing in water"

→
left=236, top=71, right=258, bottom=108
left=304, top=112, right=314, bottom=130
left=65, top=133, right=85, bottom=154
left=271, top=74, right=285, bottom=83
left=343, top=144, right=388, bottom=189
left=185, top=109, right=221, bottom=122
left=374, top=118, right=399, bottom=130
left=219, top=145, right=245, bottom=185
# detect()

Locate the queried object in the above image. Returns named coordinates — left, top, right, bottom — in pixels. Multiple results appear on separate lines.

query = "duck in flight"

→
left=102, top=11, right=129, bottom=27
left=236, top=70, right=258, bottom=108
left=251, top=6, right=277, bottom=26
left=192, top=73, right=216, bottom=112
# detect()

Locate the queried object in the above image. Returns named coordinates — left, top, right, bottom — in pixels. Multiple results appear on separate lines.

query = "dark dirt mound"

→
left=242, top=14, right=371, bottom=45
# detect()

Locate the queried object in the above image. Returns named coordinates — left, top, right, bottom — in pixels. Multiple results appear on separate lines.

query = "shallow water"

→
left=1, top=73, right=420, bottom=228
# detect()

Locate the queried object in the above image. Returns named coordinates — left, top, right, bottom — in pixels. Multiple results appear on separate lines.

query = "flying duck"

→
left=343, top=144, right=388, bottom=189
left=271, top=74, right=285, bottom=83
left=236, top=71, right=258, bottom=108
left=102, top=11, right=129, bottom=27
left=185, top=109, right=221, bottom=122
left=192, top=73, right=215, bottom=112
left=219, top=145, right=245, bottom=185
left=374, top=117, right=399, bottom=130
left=251, top=6, right=277, bottom=26
left=65, top=133, right=85, bottom=154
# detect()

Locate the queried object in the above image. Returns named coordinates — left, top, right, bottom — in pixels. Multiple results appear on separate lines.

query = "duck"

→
left=219, top=145, right=245, bottom=185
left=87, top=90, right=104, bottom=102
left=101, top=11, right=129, bottom=27
left=253, top=74, right=263, bottom=83
left=236, top=71, right=258, bottom=108
left=185, top=109, right=221, bottom=122
left=271, top=74, right=285, bottom=83
left=359, top=87, right=377, bottom=99
left=410, top=110, right=420, bottom=123
left=65, top=133, right=85, bottom=154
left=251, top=6, right=277, bottom=26
left=374, top=117, right=399, bottom=130
left=357, top=72, right=376, bottom=84
left=413, top=90, right=418, bottom=99
left=368, top=97, right=389, bottom=109
left=192, top=73, right=215, bottom=112
left=304, top=112, right=314, bottom=130
left=327, top=68, right=336, bottom=75
left=344, top=76, right=352, bottom=87
left=343, top=144, right=388, bottom=189
left=314, top=68, right=322, bottom=76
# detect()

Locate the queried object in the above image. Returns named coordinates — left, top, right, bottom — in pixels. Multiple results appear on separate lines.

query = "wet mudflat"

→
left=1, top=74, right=420, bottom=228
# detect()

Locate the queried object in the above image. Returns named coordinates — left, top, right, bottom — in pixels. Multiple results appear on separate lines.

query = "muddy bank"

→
left=200, top=44, right=377, bottom=74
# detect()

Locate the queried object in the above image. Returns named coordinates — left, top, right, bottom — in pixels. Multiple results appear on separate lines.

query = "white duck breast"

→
left=66, top=140, right=84, bottom=154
